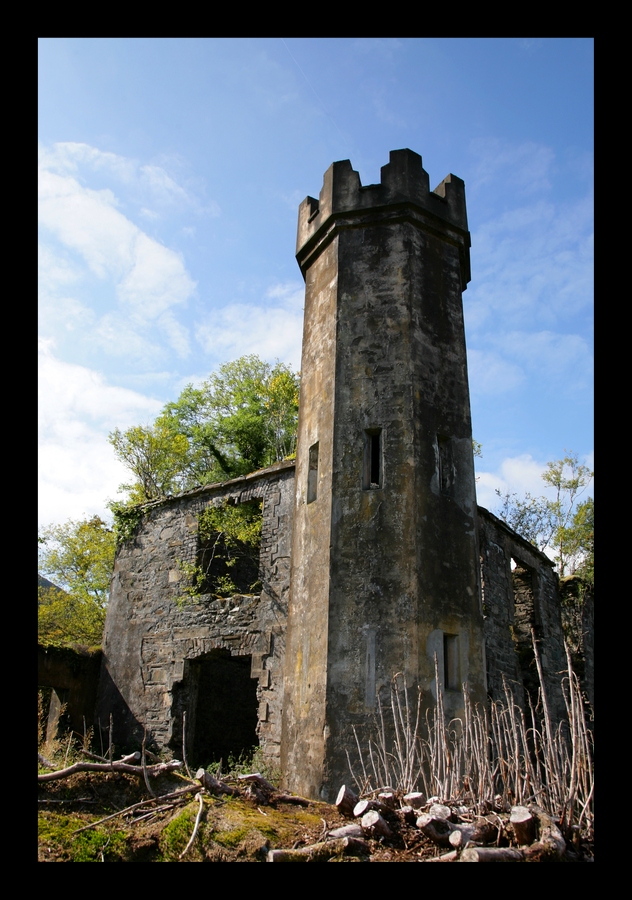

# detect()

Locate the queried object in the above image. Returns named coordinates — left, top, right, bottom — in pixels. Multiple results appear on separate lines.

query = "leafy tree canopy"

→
left=109, top=355, right=300, bottom=505
left=38, top=516, right=116, bottom=648
left=495, top=452, right=593, bottom=579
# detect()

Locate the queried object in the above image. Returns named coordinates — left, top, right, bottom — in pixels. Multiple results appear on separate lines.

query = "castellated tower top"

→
left=296, top=149, right=470, bottom=286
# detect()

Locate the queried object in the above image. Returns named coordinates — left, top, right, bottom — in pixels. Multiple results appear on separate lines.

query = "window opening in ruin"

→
left=437, top=435, right=454, bottom=495
left=510, top=558, right=540, bottom=706
left=443, top=633, right=460, bottom=691
left=307, top=442, right=319, bottom=503
left=196, top=499, right=262, bottom=597
left=174, top=651, right=259, bottom=768
left=363, top=429, right=382, bottom=489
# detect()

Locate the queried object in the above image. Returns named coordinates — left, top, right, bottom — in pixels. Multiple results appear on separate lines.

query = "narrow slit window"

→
left=307, top=442, right=319, bottom=504
left=363, top=429, right=382, bottom=489
left=443, top=633, right=459, bottom=691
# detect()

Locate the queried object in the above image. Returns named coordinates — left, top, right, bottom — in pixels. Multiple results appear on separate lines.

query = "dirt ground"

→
left=38, top=770, right=433, bottom=862
left=38, top=770, right=593, bottom=862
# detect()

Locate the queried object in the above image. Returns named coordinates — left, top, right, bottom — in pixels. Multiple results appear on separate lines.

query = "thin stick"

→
left=132, top=803, right=177, bottom=823
left=63, top=732, right=73, bottom=767
left=182, top=711, right=192, bottom=780
left=71, top=784, right=200, bottom=834
left=142, top=729, right=156, bottom=798
left=179, top=792, right=204, bottom=859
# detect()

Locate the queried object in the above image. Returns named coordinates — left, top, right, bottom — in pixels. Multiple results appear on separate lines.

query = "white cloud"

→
left=466, top=191, right=593, bottom=332
left=195, top=281, right=304, bottom=370
left=39, top=142, right=218, bottom=215
left=39, top=143, right=198, bottom=364
left=476, top=454, right=549, bottom=511
left=140, top=164, right=192, bottom=205
left=351, top=38, right=403, bottom=56
left=38, top=142, right=137, bottom=182
left=265, top=281, right=305, bottom=308
left=475, top=451, right=594, bottom=514
left=39, top=168, right=134, bottom=280
left=38, top=339, right=163, bottom=526
left=467, top=348, right=525, bottom=397
left=116, top=231, right=194, bottom=318
left=499, top=331, right=592, bottom=385
left=469, top=138, right=555, bottom=197
left=93, top=313, right=164, bottom=361
left=157, top=311, right=191, bottom=358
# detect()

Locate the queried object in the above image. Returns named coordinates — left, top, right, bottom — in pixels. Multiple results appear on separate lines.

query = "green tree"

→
left=561, top=496, right=594, bottom=584
left=542, top=454, right=594, bottom=578
left=38, top=517, right=116, bottom=648
left=495, top=452, right=593, bottom=577
left=111, top=355, right=300, bottom=504
left=109, top=422, right=191, bottom=502
left=178, top=501, right=264, bottom=602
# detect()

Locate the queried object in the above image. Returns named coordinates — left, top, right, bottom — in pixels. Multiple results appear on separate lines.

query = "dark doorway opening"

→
left=187, top=651, right=258, bottom=768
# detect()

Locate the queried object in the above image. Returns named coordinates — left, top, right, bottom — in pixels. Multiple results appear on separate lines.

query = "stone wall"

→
left=38, top=644, right=102, bottom=737
left=96, top=459, right=577, bottom=770
left=96, top=460, right=294, bottom=765
left=478, top=506, right=567, bottom=722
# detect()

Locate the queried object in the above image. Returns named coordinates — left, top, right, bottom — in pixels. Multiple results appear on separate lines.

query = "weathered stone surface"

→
left=96, top=461, right=294, bottom=766
left=478, top=507, right=567, bottom=723
left=282, top=150, right=485, bottom=801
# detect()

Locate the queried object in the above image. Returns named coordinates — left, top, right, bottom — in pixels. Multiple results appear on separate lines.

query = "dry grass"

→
left=348, top=639, right=594, bottom=838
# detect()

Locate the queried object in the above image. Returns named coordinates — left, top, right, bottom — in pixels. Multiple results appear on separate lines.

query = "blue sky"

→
left=38, top=38, right=593, bottom=526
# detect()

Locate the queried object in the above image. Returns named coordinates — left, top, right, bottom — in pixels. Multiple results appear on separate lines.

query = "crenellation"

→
left=296, top=150, right=469, bottom=280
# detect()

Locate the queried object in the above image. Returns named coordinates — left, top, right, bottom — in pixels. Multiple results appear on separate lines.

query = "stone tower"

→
left=281, top=149, right=487, bottom=800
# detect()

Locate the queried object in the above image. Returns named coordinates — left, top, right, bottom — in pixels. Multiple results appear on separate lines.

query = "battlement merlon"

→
left=296, top=149, right=471, bottom=286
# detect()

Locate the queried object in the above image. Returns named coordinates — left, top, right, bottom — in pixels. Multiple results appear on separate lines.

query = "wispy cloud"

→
left=39, top=143, right=198, bottom=364
left=467, top=348, right=525, bottom=397
left=466, top=193, right=593, bottom=333
left=39, top=142, right=220, bottom=217
left=475, top=450, right=594, bottom=514
left=195, top=281, right=304, bottom=370
left=469, top=138, right=556, bottom=198
left=476, top=453, right=549, bottom=511
left=497, top=331, right=592, bottom=385
left=517, top=39, right=544, bottom=52
left=38, top=338, right=163, bottom=526
left=351, top=38, right=403, bottom=57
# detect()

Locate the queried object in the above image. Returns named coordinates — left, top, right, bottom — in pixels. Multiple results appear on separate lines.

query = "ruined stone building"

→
left=95, top=150, right=590, bottom=801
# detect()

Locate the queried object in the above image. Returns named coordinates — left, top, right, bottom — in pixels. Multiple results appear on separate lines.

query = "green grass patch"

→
left=38, top=812, right=128, bottom=862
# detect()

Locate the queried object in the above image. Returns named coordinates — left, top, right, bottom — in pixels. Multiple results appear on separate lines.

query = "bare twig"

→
left=71, top=784, right=200, bottom=834
left=142, top=730, right=156, bottom=798
left=179, top=791, right=205, bottom=858
left=348, top=655, right=594, bottom=836
left=182, top=711, right=192, bottom=780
